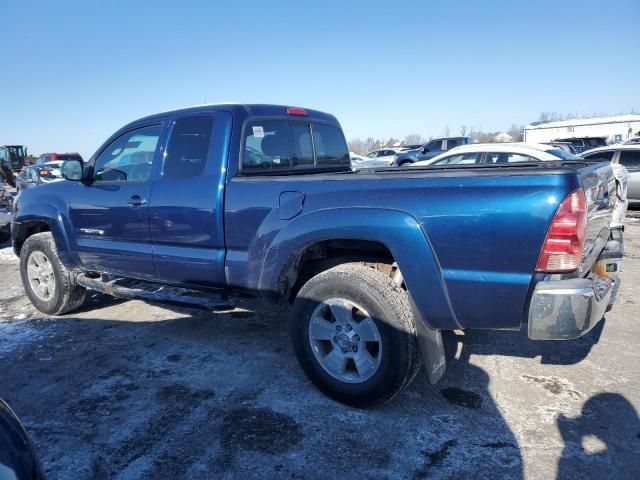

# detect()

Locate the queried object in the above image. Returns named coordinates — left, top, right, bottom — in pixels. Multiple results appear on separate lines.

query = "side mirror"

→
left=421, top=146, right=428, bottom=154
left=61, top=159, right=83, bottom=181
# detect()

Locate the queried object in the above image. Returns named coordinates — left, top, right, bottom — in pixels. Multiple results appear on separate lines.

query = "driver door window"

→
left=93, top=125, right=162, bottom=182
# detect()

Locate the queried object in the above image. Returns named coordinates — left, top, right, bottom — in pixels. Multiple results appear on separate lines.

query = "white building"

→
left=523, top=114, right=640, bottom=144
left=494, top=132, right=514, bottom=143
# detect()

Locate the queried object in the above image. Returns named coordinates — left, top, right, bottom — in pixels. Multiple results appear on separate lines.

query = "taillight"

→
left=535, top=188, right=587, bottom=273
left=287, top=107, right=307, bottom=116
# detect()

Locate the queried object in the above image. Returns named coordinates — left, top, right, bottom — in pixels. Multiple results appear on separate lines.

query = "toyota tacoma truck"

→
left=12, top=104, right=623, bottom=407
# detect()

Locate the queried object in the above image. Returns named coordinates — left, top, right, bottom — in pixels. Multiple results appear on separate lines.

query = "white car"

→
left=362, top=148, right=404, bottom=167
left=412, top=142, right=630, bottom=229
left=411, top=142, right=579, bottom=167
left=349, top=152, right=369, bottom=169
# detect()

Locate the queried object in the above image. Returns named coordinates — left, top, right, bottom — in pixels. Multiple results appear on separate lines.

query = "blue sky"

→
left=2, top=0, right=639, bottom=158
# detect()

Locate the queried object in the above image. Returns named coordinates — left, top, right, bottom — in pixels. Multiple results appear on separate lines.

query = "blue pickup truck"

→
left=12, top=104, right=623, bottom=406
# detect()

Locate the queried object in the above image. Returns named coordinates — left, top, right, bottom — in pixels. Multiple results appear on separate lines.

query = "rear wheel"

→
left=291, top=263, right=421, bottom=407
left=19, top=232, right=86, bottom=315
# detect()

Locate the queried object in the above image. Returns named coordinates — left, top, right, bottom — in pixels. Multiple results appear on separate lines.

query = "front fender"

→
left=260, top=207, right=460, bottom=331
left=12, top=189, right=79, bottom=268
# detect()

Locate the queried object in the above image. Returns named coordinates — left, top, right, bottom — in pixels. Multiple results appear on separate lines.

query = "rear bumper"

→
left=528, top=231, right=623, bottom=340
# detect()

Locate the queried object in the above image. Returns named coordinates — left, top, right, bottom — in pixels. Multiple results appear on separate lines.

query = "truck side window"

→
left=312, top=124, right=350, bottom=167
left=93, top=125, right=161, bottom=183
left=242, top=120, right=291, bottom=172
left=164, top=117, right=213, bottom=179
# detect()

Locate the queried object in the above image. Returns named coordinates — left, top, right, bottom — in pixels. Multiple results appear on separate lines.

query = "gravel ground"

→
left=1, top=215, right=639, bottom=479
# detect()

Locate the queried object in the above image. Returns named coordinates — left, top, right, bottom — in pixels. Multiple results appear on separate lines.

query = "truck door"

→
left=148, top=111, right=230, bottom=287
left=68, top=123, right=165, bottom=279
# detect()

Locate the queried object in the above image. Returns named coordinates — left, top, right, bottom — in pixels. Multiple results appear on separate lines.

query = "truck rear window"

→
left=242, top=120, right=349, bottom=174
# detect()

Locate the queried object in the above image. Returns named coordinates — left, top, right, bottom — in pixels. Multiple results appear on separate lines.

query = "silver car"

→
left=582, top=145, right=640, bottom=205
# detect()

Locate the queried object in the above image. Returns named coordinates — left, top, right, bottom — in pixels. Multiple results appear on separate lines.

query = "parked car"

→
left=554, top=137, right=608, bottom=154
left=541, top=141, right=578, bottom=154
left=400, top=144, right=423, bottom=151
left=622, top=137, right=640, bottom=145
left=363, top=148, right=404, bottom=167
left=349, top=152, right=368, bottom=168
left=415, top=143, right=630, bottom=229
left=16, top=162, right=65, bottom=193
left=12, top=104, right=623, bottom=407
left=35, top=152, right=84, bottom=166
left=393, top=136, right=472, bottom=166
left=412, top=142, right=582, bottom=167
left=582, top=145, right=640, bottom=206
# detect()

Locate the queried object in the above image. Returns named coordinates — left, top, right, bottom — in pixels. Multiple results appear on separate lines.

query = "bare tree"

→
left=404, top=134, right=423, bottom=145
left=348, top=138, right=366, bottom=154
left=459, top=125, right=468, bottom=137
left=443, top=124, right=450, bottom=137
left=507, top=124, right=524, bottom=142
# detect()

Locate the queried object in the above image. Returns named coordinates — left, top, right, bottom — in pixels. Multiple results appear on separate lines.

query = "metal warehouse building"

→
left=523, top=114, right=640, bottom=144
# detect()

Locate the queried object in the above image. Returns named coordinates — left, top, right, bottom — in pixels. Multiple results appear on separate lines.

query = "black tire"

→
left=398, top=161, right=412, bottom=166
left=291, top=263, right=421, bottom=407
left=19, top=232, right=86, bottom=315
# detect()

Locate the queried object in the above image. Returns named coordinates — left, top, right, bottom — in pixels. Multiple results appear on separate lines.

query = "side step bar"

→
left=76, top=274, right=235, bottom=311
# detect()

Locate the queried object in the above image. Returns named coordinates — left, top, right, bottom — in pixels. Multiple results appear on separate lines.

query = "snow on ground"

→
left=0, top=246, right=18, bottom=263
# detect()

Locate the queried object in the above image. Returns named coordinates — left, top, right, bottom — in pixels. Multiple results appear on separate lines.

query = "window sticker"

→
left=252, top=126, right=265, bottom=138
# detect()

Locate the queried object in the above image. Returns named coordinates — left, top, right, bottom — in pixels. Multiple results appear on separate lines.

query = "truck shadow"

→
left=444, top=318, right=606, bottom=366
left=0, top=298, right=523, bottom=479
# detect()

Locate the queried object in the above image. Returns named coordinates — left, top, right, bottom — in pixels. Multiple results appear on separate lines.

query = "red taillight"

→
left=535, top=188, right=587, bottom=273
left=287, top=107, right=307, bottom=116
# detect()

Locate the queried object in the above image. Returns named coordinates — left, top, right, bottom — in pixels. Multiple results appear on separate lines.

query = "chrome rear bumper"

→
left=528, top=230, right=623, bottom=340
left=528, top=275, right=612, bottom=340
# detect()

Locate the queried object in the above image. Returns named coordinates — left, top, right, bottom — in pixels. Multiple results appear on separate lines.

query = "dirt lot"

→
left=1, top=216, right=639, bottom=479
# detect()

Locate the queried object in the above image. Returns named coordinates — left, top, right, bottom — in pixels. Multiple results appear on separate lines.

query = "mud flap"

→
left=409, top=296, right=446, bottom=384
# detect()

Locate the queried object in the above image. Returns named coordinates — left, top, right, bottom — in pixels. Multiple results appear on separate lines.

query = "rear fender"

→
left=260, top=207, right=460, bottom=331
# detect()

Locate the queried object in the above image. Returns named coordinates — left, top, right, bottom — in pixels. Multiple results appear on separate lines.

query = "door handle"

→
left=127, top=195, right=147, bottom=206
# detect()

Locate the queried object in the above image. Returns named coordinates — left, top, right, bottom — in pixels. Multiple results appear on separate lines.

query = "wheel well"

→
left=13, top=221, right=50, bottom=255
left=282, top=239, right=397, bottom=303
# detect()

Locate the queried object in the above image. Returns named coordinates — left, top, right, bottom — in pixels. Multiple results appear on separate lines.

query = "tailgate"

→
left=578, top=161, right=616, bottom=271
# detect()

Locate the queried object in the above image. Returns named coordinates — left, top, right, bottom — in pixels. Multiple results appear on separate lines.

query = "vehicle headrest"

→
left=261, top=134, right=287, bottom=157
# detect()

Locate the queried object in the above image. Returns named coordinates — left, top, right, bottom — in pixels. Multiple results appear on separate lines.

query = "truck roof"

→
left=132, top=103, right=340, bottom=125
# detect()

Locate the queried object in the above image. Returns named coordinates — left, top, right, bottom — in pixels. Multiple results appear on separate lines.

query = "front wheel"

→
left=291, top=263, right=421, bottom=407
left=19, top=232, right=86, bottom=315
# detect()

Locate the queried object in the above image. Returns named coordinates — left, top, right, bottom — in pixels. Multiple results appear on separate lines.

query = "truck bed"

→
left=225, top=160, right=615, bottom=331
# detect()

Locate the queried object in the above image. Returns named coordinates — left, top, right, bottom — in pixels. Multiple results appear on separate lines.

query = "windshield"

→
left=545, top=148, right=581, bottom=161
left=8, top=146, right=25, bottom=157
